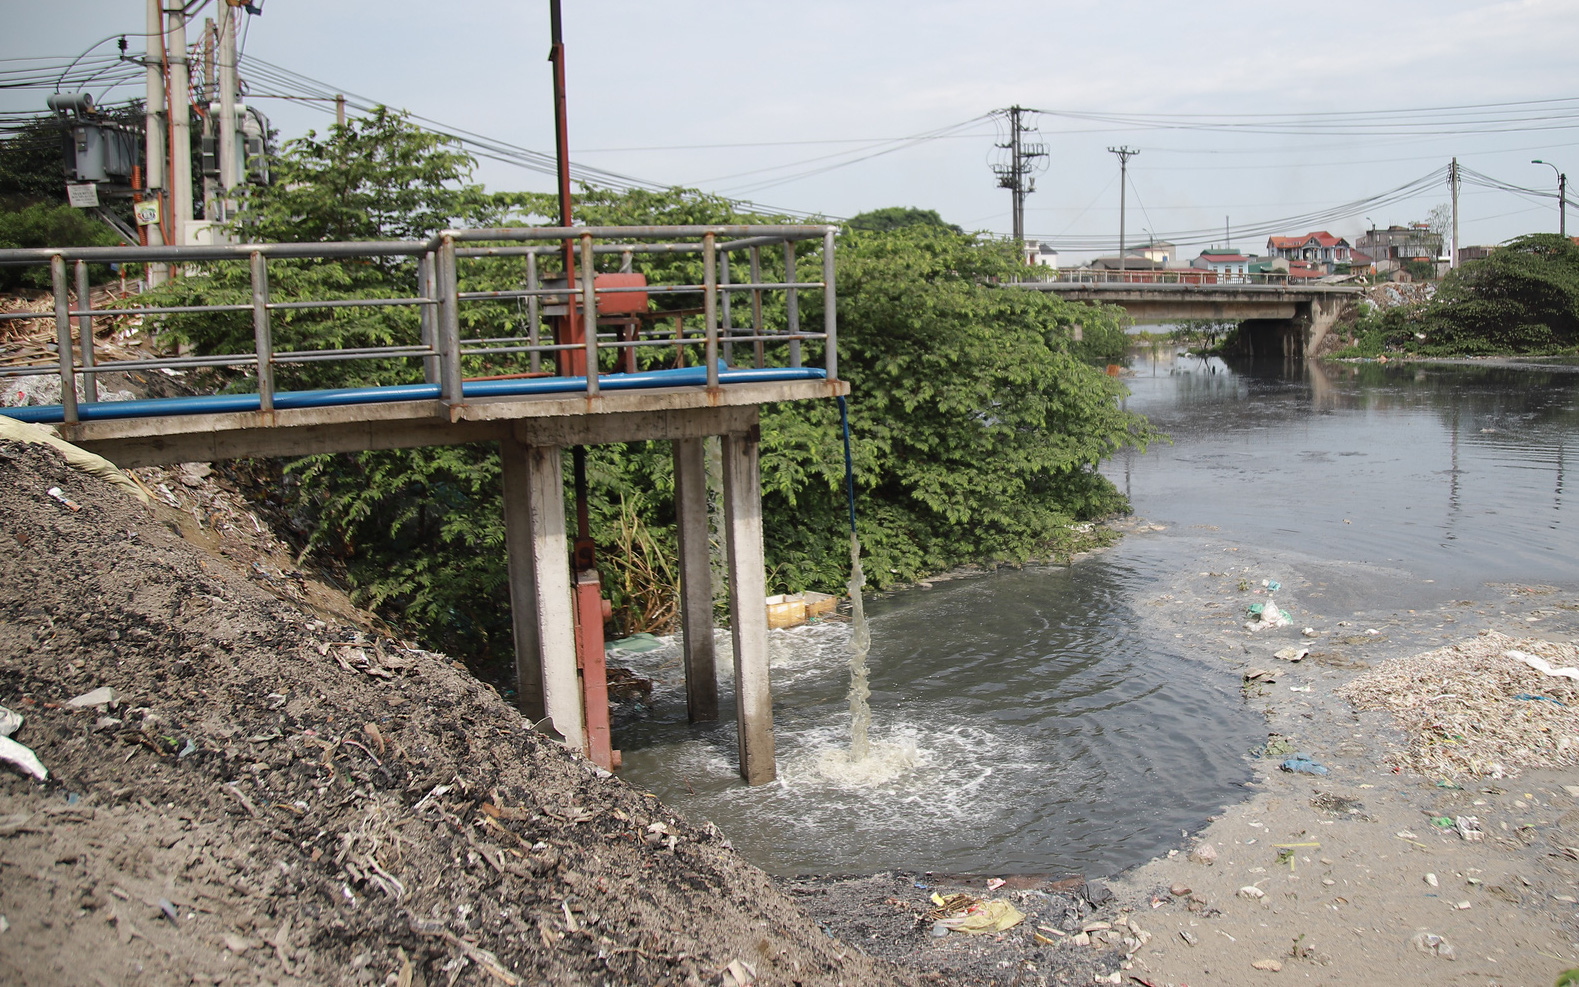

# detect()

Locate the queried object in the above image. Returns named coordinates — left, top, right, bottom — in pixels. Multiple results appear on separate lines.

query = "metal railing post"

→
left=51, top=255, right=78, bottom=424
left=418, top=251, right=439, bottom=384
left=74, top=260, right=97, bottom=403
left=525, top=249, right=541, bottom=374
left=784, top=240, right=801, bottom=368
left=438, top=236, right=463, bottom=405
left=703, top=232, right=718, bottom=388
left=250, top=251, right=274, bottom=413
left=580, top=233, right=598, bottom=395
left=823, top=229, right=837, bottom=380
left=749, top=246, right=764, bottom=369
left=719, top=250, right=734, bottom=367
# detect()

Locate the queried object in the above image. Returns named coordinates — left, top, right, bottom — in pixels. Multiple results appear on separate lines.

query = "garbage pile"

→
left=1337, top=630, right=1579, bottom=778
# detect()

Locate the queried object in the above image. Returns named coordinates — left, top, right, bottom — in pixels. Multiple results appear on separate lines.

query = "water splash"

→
left=846, top=532, right=872, bottom=761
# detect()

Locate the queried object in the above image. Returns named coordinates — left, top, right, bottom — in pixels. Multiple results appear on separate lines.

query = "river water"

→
left=617, top=348, right=1579, bottom=878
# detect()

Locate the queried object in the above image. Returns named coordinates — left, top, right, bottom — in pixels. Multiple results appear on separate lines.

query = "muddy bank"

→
left=0, top=437, right=925, bottom=987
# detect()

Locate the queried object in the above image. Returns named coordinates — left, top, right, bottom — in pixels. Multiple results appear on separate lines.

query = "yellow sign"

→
left=134, top=200, right=160, bottom=226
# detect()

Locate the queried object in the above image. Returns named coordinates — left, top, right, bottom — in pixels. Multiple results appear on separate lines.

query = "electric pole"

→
left=165, top=2, right=194, bottom=246
left=217, top=4, right=240, bottom=211
left=992, top=106, right=1047, bottom=248
left=143, top=0, right=166, bottom=264
left=1449, top=157, right=1459, bottom=269
left=1534, top=159, right=1567, bottom=238
left=1108, top=146, right=1138, bottom=273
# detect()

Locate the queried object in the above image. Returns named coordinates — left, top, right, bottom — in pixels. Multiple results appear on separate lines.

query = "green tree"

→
left=0, top=202, right=122, bottom=292
left=146, top=115, right=1155, bottom=674
left=1420, top=233, right=1579, bottom=353
left=847, top=206, right=963, bottom=234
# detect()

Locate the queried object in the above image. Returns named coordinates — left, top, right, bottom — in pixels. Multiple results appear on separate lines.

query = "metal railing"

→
left=0, top=224, right=839, bottom=425
left=1016, top=270, right=1344, bottom=287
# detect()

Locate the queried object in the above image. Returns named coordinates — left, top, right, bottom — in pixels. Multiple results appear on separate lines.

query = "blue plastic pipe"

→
left=2, top=365, right=827, bottom=425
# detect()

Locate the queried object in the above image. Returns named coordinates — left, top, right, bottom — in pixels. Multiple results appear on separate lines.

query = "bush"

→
left=0, top=203, right=122, bottom=292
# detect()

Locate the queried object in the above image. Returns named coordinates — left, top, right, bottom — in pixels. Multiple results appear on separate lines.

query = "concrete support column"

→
left=721, top=425, right=774, bottom=785
left=499, top=438, right=584, bottom=749
left=672, top=437, right=718, bottom=722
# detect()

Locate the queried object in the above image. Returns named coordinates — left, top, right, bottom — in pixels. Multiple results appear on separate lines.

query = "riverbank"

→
left=766, top=524, right=1579, bottom=986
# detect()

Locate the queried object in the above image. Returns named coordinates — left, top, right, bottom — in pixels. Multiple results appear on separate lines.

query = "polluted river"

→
left=615, top=346, right=1579, bottom=880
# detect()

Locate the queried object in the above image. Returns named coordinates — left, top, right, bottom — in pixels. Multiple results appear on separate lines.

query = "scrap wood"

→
left=410, top=919, right=522, bottom=985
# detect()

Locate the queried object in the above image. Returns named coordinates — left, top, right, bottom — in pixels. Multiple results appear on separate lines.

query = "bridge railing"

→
left=1014, top=270, right=1323, bottom=287
left=0, top=225, right=838, bottom=425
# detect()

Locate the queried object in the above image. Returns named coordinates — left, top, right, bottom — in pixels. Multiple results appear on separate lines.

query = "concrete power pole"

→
left=217, top=4, right=240, bottom=215
left=165, top=2, right=194, bottom=246
left=1108, top=146, right=1138, bottom=273
left=992, top=106, right=1046, bottom=248
left=1450, top=157, right=1459, bottom=269
left=1533, top=159, right=1566, bottom=238
left=143, top=0, right=166, bottom=262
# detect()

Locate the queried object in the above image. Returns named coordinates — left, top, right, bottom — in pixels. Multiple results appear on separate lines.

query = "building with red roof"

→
left=1266, top=231, right=1354, bottom=272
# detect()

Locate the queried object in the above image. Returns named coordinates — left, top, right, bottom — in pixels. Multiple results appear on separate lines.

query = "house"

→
left=1266, top=231, right=1353, bottom=272
left=1024, top=240, right=1059, bottom=269
left=1126, top=240, right=1176, bottom=264
left=1192, top=248, right=1250, bottom=279
left=1357, top=225, right=1443, bottom=272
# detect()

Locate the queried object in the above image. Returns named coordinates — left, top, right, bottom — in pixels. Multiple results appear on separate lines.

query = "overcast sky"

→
left=8, top=1, right=1578, bottom=260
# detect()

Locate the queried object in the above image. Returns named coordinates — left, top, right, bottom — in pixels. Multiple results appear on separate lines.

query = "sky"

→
left=6, top=0, right=1578, bottom=262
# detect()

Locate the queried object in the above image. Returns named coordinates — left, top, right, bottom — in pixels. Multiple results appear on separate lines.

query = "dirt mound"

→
left=0, top=438, right=922, bottom=987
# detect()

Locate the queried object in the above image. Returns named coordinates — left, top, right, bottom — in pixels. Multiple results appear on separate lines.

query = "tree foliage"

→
left=146, top=110, right=1153, bottom=674
left=847, top=206, right=963, bottom=234
left=1420, top=234, right=1579, bottom=353
left=0, top=202, right=121, bottom=292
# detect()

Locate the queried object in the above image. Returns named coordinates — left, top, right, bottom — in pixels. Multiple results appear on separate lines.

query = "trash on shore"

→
left=924, top=892, right=1024, bottom=935
left=1410, top=932, right=1456, bottom=960
left=1338, top=631, right=1579, bottom=778
left=1280, top=754, right=1329, bottom=776
left=0, top=734, right=47, bottom=781
left=1245, top=597, right=1293, bottom=631
left=1274, top=647, right=1309, bottom=662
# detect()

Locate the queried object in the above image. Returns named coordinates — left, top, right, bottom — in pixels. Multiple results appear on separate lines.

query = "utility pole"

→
left=1108, top=146, right=1138, bottom=272
left=1449, top=157, right=1460, bottom=269
left=165, top=1, right=194, bottom=246
left=217, top=5, right=239, bottom=211
left=992, top=106, right=1047, bottom=248
left=143, top=0, right=167, bottom=269
left=1533, top=159, right=1567, bottom=238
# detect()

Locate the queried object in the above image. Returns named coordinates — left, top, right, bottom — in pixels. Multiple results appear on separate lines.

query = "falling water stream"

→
left=844, top=533, right=872, bottom=762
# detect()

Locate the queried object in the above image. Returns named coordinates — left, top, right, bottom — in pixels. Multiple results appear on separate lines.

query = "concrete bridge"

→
left=1013, top=280, right=1362, bottom=358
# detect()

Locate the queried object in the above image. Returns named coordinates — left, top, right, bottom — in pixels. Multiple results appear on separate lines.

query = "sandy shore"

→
left=1104, top=527, right=1579, bottom=987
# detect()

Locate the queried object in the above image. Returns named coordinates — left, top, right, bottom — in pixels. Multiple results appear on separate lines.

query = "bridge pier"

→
left=500, top=422, right=776, bottom=784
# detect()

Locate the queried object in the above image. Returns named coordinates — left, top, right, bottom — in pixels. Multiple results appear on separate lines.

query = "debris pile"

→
left=1338, top=630, right=1579, bottom=778
left=0, top=438, right=923, bottom=987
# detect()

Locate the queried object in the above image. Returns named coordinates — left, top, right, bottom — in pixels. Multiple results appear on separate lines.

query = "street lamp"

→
left=1532, top=160, right=1568, bottom=238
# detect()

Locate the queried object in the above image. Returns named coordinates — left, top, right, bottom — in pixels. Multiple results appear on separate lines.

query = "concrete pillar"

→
left=499, top=439, right=584, bottom=749
left=721, top=426, right=775, bottom=785
left=672, top=437, right=718, bottom=722
left=500, top=436, right=544, bottom=721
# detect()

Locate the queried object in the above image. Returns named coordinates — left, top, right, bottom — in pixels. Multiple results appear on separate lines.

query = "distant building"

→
left=1457, top=245, right=1495, bottom=263
left=1266, top=231, right=1353, bottom=272
left=1024, top=239, right=1059, bottom=269
left=1192, top=248, right=1250, bottom=278
left=1127, top=240, right=1176, bottom=264
left=1090, top=255, right=1165, bottom=272
left=1357, top=225, right=1443, bottom=272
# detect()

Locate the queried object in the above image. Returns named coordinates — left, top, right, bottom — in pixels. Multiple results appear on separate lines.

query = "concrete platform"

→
left=54, top=378, right=849, bottom=467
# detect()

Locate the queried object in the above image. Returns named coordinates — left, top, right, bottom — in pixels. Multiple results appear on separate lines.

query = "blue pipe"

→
left=1, top=365, right=827, bottom=425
